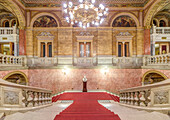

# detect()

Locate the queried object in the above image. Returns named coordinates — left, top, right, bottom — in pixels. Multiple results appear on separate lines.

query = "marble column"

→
left=26, top=27, right=33, bottom=56
left=144, top=26, right=151, bottom=55
left=45, top=42, right=48, bottom=57
left=137, top=27, right=144, bottom=56
left=122, top=42, right=125, bottom=57
left=19, top=26, right=26, bottom=55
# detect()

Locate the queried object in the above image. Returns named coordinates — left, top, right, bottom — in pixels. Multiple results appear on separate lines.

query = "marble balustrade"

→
left=27, top=56, right=57, bottom=67
left=0, top=26, right=19, bottom=56
left=1, top=54, right=170, bottom=68
left=0, top=54, right=27, bottom=66
left=0, top=26, right=17, bottom=35
left=119, top=79, right=170, bottom=108
left=75, top=57, right=96, bottom=66
left=143, top=53, right=170, bottom=66
left=113, top=56, right=143, bottom=68
left=0, top=79, right=52, bottom=110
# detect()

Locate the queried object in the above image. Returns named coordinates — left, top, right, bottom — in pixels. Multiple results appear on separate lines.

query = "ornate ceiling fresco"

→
left=154, top=4, right=170, bottom=19
left=19, top=0, right=151, bottom=7
left=0, top=5, right=16, bottom=20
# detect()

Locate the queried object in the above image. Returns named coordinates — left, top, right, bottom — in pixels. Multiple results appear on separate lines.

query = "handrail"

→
left=120, top=79, right=170, bottom=92
left=0, top=53, right=26, bottom=66
left=0, top=79, right=52, bottom=93
left=119, top=79, right=170, bottom=108
left=0, top=79, right=52, bottom=109
left=151, top=26, right=170, bottom=34
left=143, top=54, right=170, bottom=66
left=0, top=26, right=17, bottom=35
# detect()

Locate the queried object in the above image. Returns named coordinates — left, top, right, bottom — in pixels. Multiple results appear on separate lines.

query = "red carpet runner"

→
left=53, top=92, right=120, bottom=120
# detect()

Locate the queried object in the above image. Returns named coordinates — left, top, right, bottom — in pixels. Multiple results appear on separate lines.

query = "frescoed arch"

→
left=30, top=12, right=60, bottom=27
left=142, top=70, right=168, bottom=85
left=144, top=0, right=169, bottom=27
left=110, top=12, right=139, bottom=27
left=3, top=71, right=28, bottom=85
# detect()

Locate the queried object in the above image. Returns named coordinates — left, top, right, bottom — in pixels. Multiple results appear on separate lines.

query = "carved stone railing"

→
left=150, top=26, right=170, bottom=50
left=155, top=27, right=170, bottom=34
left=143, top=54, right=170, bottom=66
left=27, top=57, right=57, bottom=67
left=0, top=26, right=19, bottom=56
left=75, top=57, right=96, bottom=66
left=0, top=79, right=52, bottom=111
left=113, top=57, right=143, bottom=68
left=57, top=56, right=72, bottom=65
left=0, top=26, right=17, bottom=35
left=0, top=54, right=27, bottom=67
left=97, top=56, right=113, bottom=65
left=120, top=79, right=170, bottom=108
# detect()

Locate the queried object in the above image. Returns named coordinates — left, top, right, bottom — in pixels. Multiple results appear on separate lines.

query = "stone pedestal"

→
left=83, top=81, right=87, bottom=92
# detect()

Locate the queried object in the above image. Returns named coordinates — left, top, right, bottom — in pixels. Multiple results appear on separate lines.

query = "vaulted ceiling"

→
left=19, top=0, right=151, bottom=7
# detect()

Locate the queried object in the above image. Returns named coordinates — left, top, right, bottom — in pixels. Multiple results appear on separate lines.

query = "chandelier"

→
left=63, top=0, right=108, bottom=28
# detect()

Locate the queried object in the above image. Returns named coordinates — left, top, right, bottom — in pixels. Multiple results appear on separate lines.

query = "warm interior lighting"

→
left=101, top=66, right=109, bottom=75
left=62, top=67, right=69, bottom=75
left=63, top=0, right=108, bottom=28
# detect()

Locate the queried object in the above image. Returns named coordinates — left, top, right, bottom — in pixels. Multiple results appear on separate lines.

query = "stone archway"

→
left=0, top=0, right=26, bottom=27
left=144, top=0, right=169, bottom=27
left=142, top=70, right=168, bottom=85
left=3, top=71, right=28, bottom=85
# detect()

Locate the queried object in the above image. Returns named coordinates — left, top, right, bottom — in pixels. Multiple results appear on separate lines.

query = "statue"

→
left=82, top=76, right=87, bottom=92
left=83, top=76, right=87, bottom=82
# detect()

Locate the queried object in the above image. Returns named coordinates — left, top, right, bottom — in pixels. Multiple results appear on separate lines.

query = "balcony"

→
left=0, top=25, right=19, bottom=56
left=113, top=56, right=143, bottom=68
left=27, top=57, right=57, bottom=67
left=143, top=54, right=170, bottom=69
left=74, top=57, right=96, bottom=67
left=0, top=53, right=27, bottom=67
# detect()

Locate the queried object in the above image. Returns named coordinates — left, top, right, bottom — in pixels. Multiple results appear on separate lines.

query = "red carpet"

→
left=53, top=92, right=120, bottom=120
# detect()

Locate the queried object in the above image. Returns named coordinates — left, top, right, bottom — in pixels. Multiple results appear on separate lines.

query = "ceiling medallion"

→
left=63, top=0, right=108, bottom=28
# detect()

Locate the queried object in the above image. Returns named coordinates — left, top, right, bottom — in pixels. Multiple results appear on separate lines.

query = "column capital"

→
left=18, top=26, right=26, bottom=30
left=139, top=9, right=143, bottom=12
left=144, top=26, right=151, bottom=29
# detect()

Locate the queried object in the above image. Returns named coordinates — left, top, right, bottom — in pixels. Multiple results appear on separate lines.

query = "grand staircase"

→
left=53, top=92, right=120, bottom=120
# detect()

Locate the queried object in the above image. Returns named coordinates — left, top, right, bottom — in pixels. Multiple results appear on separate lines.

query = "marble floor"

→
left=4, top=101, right=73, bottom=120
left=4, top=100, right=170, bottom=120
left=99, top=101, right=170, bottom=120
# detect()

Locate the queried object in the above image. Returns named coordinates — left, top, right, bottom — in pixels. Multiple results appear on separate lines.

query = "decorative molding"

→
left=117, top=32, right=132, bottom=36
left=76, top=36, right=94, bottom=41
left=36, top=32, right=54, bottom=40
left=4, top=91, right=19, bottom=105
left=19, top=0, right=150, bottom=8
left=116, top=32, right=133, bottom=40
left=79, top=32, right=92, bottom=36
left=38, top=32, right=53, bottom=36
left=154, top=90, right=168, bottom=104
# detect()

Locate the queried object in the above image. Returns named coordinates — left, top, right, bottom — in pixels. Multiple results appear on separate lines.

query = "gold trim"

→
left=144, top=26, right=151, bottom=29
left=3, top=71, right=28, bottom=84
left=142, top=70, right=168, bottom=84
left=18, top=26, right=26, bottom=30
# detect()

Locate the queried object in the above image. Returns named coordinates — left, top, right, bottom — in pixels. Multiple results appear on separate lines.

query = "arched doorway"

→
left=142, top=70, right=168, bottom=85
left=3, top=71, right=28, bottom=85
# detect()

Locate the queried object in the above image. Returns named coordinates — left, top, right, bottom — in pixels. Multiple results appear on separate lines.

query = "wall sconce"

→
left=62, top=67, right=69, bottom=75
left=102, top=66, right=109, bottom=75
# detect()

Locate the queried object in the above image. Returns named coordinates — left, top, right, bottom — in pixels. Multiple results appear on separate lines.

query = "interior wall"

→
left=0, top=69, right=170, bottom=94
